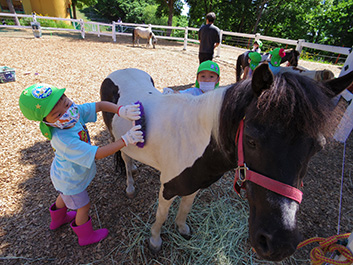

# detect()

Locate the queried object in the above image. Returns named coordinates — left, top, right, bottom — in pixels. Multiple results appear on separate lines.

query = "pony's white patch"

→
left=108, top=68, right=226, bottom=183
left=268, top=196, right=298, bottom=231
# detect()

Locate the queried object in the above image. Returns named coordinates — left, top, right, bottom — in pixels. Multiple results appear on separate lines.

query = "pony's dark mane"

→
left=219, top=72, right=334, bottom=155
left=256, top=72, right=334, bottom=137
left=219, top=81, right=254, bottom=157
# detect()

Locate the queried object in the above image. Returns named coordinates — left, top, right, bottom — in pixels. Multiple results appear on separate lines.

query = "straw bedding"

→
left=0, top=29, right=352, bottom=264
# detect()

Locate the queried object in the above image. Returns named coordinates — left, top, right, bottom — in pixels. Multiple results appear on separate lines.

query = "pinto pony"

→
left=100, top=65, right=353, bottom=261
left=132, top=27, right=157, bottom=49
left=236, top=48, right=300, bottom=81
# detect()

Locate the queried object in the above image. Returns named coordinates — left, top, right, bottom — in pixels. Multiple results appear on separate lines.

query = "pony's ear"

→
left=323, top=70, right=353, bottom=97
left=251, top=63, right=274, bottom=97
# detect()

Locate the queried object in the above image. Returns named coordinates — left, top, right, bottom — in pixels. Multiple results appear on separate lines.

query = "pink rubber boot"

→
left=70, top=217, right=109, bottom=246
left=49, top=203, right=76, bottom=230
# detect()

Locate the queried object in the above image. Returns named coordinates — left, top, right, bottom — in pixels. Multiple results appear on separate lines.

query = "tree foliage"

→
left=185, top=0, right=353, bottom=47
left=84, top=0, right=352, bottom=47
left=72, top=0, right=98, bottom=19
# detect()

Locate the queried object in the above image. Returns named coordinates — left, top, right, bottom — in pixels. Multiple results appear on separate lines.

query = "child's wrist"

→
left=117, top=106, right=122, bottom=116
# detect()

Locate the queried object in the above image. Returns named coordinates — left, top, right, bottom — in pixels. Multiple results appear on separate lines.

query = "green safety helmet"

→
left=195, top=60, right=220, bottom=88
left=270, top=48, right=286, bottom=67
left=19, top=83, right=66, bottom=140
left=254, top=40, right=263, bottom=48
left=248, top=52, right=262, bottom=70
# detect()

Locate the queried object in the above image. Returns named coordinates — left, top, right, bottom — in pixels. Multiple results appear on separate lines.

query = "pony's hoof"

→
left=126, top=187, right=136, bottom=199
left=179, top=226, right=192, bottom=240
left=148, top=238, right=162, bottom=254
left=131, top=165, right=138, bottom=177
left=180, top=231, right=192, bottom=240
left=177, top=223, right=192, bottom=240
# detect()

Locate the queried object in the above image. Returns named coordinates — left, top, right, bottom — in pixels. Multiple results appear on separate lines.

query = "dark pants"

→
left=199, top=53, right=213, bottom=64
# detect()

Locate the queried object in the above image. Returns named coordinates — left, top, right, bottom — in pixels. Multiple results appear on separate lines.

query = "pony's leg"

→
left=175, top=191, right=198, bottom=239
left=149, top=187, right=175, bottom=253
left=120, top=152, right=136, bottom=198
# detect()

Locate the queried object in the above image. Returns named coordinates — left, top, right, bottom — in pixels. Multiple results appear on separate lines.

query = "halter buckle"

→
left=236, top=163, right=248, bottom=182
left=234, top=163, right=248, bottom=196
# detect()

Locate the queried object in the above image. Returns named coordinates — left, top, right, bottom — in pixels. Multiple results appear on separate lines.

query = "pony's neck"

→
left=194, top=87, right=226, bottom=140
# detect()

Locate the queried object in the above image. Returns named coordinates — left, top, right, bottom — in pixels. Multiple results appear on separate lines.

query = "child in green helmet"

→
left=268, top=47, right=286, bottom=75
left=163, top=60, right=220, bottom=96
left=19, top=83, right=144, bottom=246
left=241, top=51, right=262, bottom=80
left=252, top=40, right=262, bottom=53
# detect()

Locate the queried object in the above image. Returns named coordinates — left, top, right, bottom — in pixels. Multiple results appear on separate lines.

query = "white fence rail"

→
left=1, top=12, right=352, bottom=76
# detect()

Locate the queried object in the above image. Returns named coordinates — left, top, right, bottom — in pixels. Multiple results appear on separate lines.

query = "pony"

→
left=236, top=48, right=300, bottom=81
left=132, top=27, right=157, bottom=49
left=100, top=65, right=353, bottom=261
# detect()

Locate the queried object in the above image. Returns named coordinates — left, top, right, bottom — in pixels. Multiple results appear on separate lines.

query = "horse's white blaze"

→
left=280, top=200, right=298, bottom=230
left=268, top=196, right=298, bottom=230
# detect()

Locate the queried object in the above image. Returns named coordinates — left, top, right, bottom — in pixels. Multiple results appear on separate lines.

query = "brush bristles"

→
left=135, top=101, right=146, bottom=148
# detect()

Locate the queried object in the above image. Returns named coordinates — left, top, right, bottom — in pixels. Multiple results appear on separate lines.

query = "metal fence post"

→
left=97, top=23, right=100, bottom=38
left=254, top=33, right=261, bottom=42
left=339, top=47, right=353, bottom=77
left=216, top=30, right=223, bottom=58
left=79, top=19, right=85, bottom=39
left=112, top=21, right=116, bottom=42
left=183, top=26, right=188, bottom=50
left=296, top=39, right=305, bottom=54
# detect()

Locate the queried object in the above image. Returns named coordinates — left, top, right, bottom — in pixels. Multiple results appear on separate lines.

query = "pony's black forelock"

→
left=256, top=72, right=334, bottom=138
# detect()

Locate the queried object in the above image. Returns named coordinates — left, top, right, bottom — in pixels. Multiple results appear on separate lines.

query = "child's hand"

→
left=121, top=125, right=144, bottom=146
left=118, top=104, right=141, bottom=121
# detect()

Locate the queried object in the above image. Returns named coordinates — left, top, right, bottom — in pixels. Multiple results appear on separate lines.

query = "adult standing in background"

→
left=198, top=12, right=221, bottom=64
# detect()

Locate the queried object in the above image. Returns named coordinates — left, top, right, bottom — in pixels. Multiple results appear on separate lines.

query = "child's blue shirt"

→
left=50, top=102, right=99, bottom=195
left=179, top=87, right=203, bottom=96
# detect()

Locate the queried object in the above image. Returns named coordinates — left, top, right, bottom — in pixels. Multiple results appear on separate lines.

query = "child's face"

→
left=197, top=70, right=219, bottom=83
left=45, top=95, right=72, bottom=123
left=254, top=43, right=259, bottom=48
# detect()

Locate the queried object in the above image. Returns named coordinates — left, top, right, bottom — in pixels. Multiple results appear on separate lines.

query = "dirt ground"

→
left=0, top=29, right=352, bottom=265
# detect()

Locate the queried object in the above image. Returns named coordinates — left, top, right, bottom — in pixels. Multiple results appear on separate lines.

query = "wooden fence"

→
left=0, top=12, right=352, bottom=77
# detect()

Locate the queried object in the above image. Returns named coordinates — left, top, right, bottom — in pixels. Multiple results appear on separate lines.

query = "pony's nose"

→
left=254, top=229, right=297, bottom=261
left=256, top=230, right=274, bottom=256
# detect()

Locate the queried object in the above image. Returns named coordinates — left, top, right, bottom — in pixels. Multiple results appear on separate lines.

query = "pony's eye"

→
left=247, top=139, right=256, bottom=148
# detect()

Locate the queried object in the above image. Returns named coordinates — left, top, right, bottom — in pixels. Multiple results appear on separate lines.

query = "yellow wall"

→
left=22, top=0, right=71, bottom=19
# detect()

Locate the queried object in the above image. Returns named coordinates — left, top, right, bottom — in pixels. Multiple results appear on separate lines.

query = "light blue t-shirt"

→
left=179, top=87, right=203, bottom=96
left=50, top=102, right=99, bottom=195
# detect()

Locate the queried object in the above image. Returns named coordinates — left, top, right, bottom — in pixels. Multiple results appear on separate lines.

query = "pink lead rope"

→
left=233, top=119, right=303, bottom=204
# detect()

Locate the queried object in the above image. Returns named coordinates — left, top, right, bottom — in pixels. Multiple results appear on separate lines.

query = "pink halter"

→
left=233, top=119, right=303, bottom=204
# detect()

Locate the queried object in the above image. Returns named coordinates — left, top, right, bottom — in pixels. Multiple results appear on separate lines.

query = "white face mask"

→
left=45, top=103, right=80, bottom=129
left=199, top=82, right=216, bottom=93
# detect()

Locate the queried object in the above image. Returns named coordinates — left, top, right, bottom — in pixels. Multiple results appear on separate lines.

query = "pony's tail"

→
left=100, top=77, right=126, bottom=175
left=236, top=55, right=242, bottom=82
left=132, top=28, right=135, bottom=45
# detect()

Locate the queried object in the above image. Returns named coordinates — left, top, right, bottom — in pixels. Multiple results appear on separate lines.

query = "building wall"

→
left=22, top=0, right=71, bottom=18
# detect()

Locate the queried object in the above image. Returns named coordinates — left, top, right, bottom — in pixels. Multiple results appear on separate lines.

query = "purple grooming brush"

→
left=134, top=101, right=146, bottom=148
